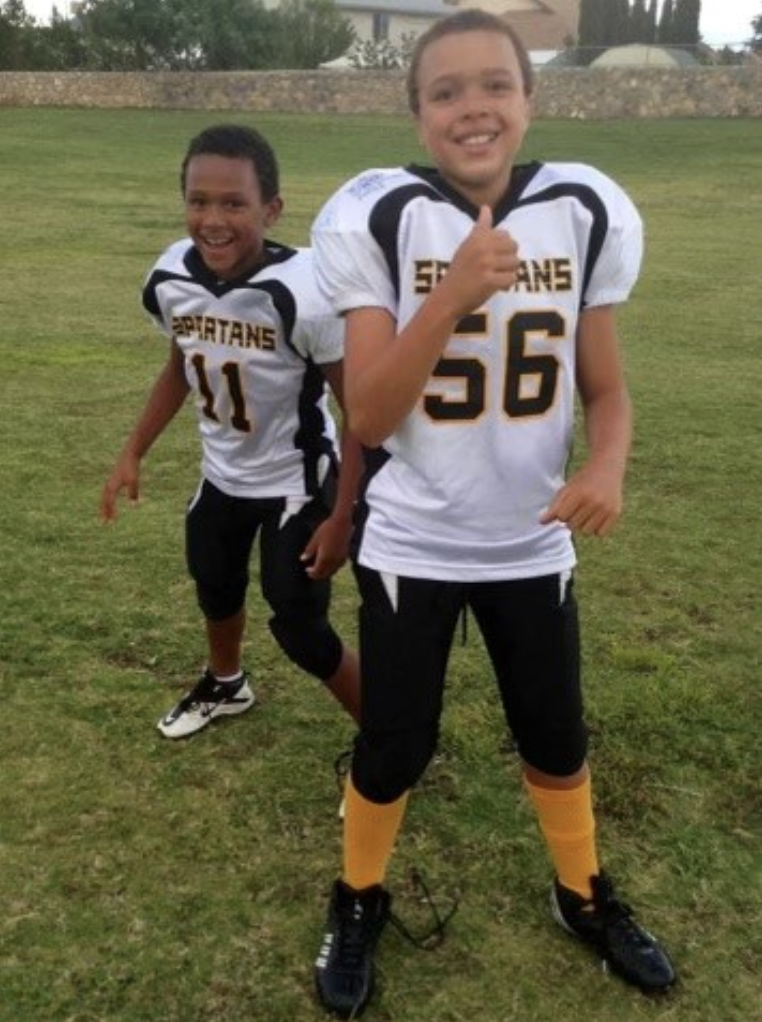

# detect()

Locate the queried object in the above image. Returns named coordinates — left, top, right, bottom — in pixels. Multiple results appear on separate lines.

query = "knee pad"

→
left=268, top=614, right=343, bottom=681
left=197, top=583, right=246, bottom=622
left=353, top=725, right=439, bottom=803
left=517, top=720, right=588, bottom=777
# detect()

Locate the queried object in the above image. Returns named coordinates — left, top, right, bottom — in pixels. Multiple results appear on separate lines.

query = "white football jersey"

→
left=143, top=241, right=342, bottom=499
left=312, top=162, right=643, bottom=581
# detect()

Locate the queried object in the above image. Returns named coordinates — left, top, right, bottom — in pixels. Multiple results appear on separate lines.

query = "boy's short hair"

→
left=406, top=9, right=535, bottom=114
left=180, top=124, right=280, bottom=202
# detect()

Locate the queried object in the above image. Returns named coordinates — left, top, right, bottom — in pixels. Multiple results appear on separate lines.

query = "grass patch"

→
left=0, top=109, right=759, bottom=1021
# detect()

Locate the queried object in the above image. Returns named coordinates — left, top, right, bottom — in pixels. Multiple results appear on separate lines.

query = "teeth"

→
left=463, top=134, right=494, bottom=146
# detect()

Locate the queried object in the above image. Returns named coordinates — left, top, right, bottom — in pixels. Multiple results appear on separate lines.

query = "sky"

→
left=19, top=0, right=761, bottom=47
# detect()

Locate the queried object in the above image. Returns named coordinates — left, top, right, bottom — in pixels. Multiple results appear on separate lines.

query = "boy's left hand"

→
left=300, top=515, right=351, bottom=579
left=539, top=462, right=624, bottom=537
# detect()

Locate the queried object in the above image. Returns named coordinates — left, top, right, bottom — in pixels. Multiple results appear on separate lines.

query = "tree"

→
left=610, top=0, right=631, bottom=44
left=34, top=8, right=89, bottom=68
left=750, top=10, right=762, bottom=52
left=0, top=0, right=36, bottom=69
left=347, top=32, right=417, bottom=70
left=171, top=0, right=277, bottom=70
left=630, top=0, right=649, bottom=42
left=74, top=0, right=278, bottom=70
left=271, top=0, right=355, bottom=69
left=645, top=0, right=658, bottom=43
left=577, top=0, right=607, bottom=62
left=672, top=0, right=700, bottom=46
left=657, top=0, right=675, bottom=44
left=578, top=0, right=606, bottom=49
left=77, top=0, right=179, bottom=69
left=28, top=0, right=351, bottom=71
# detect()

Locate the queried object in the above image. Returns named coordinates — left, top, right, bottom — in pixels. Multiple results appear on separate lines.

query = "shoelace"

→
left=604, top=903, right=655, bottom=950
left=390, top=869, right=459, bottom=951
left=183, top=672, right=226, bottom=704
left=593, top=880, right=653, bottom=950
left=331, top=752, right=458, bottom=951
left=336, top=906, right=377, bottom=970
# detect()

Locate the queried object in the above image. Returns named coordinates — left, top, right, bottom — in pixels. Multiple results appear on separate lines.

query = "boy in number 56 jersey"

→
left=101, top=125, right=361, bottom=740
left=311, top=11, right=676, bottom=1018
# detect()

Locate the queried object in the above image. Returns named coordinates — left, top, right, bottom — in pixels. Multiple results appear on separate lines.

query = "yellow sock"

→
left=343, top=777, right=409, bottom=891
left=524, top=775, right=598, bottom=899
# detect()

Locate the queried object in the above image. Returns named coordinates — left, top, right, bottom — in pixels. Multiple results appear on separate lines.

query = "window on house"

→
left=373, top=12, right=390, bottom=41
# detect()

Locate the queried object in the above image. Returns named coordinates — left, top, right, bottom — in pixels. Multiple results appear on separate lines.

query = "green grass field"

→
left=0, top=108, right=760, bottom=1022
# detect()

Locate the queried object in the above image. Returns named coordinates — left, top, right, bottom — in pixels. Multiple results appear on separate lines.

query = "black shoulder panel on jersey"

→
left=261, top=239, right=298, bottom=266
left=294, top=360, right=335, bottom=495
left=142, top=269, right=188, bottom=318
left=247, top=279, right=297, bottom=349
left=515, top=183, right=609, bottom=306
left=368, top=183, right=447, bottom=300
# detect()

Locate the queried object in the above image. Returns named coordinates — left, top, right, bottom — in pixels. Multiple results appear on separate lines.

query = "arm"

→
left=344, top=206, right=520, bottom=447
left=300, top=360, right=364, bottom=580
left=540, top=305, right=633, bottom=537
left=100, top=341, right=190, bottom=522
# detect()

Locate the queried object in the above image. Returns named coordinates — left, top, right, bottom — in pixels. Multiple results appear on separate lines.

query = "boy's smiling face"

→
left=184, top=154, right=282, bottom=281
left=414, top=29, right=531, bottom=209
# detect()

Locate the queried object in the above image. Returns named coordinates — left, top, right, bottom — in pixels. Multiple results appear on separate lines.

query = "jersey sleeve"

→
left=311, top=172, right=399, bottom=317
left=293, top=309, right=345, bottom=365
left=583, top=171, right=644, bottom=308
left=141, top=271, right=172, bottom=337
left=141, top=239, right=193, bottom=338
left=284, top=249, right=346, bottom=365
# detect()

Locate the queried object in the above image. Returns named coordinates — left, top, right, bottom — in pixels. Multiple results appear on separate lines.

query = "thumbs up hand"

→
left=474, top=203, right=495, bottom=231
left=438, top=205, right=520, bottom=319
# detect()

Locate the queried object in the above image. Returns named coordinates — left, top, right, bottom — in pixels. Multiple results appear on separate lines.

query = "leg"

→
left=186, top=480, right=262, bottom=668
left=472, top=573, right=595, bottom=893
left=315, top=569, right=462, bottom=1019
left=522, top=761, right=589, bottom=790
left=324, top=645, right=361, bottom=723
left=351, top=567, right=462, bottom=808
left=473, top=574, right=676, bottom=994
left=206, top=607, right=246, bottom=678
left=260, top=496, right=360, bottom=721
left=156, top=481, right=260, bottom=739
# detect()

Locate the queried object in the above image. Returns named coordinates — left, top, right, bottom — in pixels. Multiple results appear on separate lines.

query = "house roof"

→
left=335, top=0, right=455, bottom=15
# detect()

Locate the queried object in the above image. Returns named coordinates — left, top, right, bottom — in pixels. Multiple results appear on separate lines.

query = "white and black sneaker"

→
left=157, top=669, right=255, bottom=739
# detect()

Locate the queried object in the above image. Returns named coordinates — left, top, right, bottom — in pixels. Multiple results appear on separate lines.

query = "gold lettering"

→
left=169, top=312, right=278, bottom=350
left=554, top=258, right=573, bottom=291
left=513, top=258, right=574, bottom=293
left=414, top=259, right=450, bottom=294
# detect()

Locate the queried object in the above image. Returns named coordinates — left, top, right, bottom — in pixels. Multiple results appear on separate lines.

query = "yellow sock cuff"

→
left=524, top=776, right=598, bottom=898
left=343, top=778, right=409, bottom=891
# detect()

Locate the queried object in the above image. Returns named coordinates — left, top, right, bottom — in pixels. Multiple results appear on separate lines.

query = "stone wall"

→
left=0, top=67, right=760, bottom=118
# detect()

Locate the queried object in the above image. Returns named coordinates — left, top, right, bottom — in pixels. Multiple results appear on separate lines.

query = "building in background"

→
left=450, top=1, right=580, bottom=51
left=264, top=0, right=455, bottom=48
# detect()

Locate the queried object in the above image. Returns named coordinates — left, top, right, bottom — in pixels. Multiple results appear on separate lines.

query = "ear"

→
left=264, top=196, right=284, bottom=227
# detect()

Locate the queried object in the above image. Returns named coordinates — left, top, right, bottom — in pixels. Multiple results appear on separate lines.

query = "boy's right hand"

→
left=100, top=453, right=141, bottom=522
left=440, top=205, right=520, bottom=317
